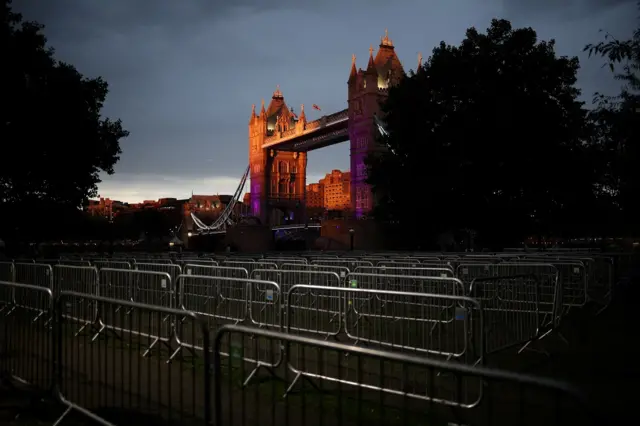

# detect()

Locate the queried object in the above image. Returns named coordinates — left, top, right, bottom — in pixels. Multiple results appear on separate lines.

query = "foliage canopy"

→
left=367, top=19, right=596, bottom=248
left=0, top=0, right=128, bottom=240
left=584, top=2, right=640, bottom=236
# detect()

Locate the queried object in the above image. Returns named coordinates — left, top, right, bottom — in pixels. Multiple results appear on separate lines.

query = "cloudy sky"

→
left=14, top=0, right=637, bottom=203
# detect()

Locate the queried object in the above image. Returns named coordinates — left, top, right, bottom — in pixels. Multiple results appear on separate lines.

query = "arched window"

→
left=278, top=161, right=288, bottom=174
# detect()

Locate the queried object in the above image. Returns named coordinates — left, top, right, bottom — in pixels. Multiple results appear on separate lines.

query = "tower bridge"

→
left=249, top=30, right=405, bottom=225
left=192, top=30, right=411, bottom=234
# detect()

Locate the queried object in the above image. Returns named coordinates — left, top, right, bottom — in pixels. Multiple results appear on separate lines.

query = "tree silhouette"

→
left=585, top=2, right=640, bottom=236
left=367, top=19, right=594, bottom=248
left=0, top=0, right=128, bottom=241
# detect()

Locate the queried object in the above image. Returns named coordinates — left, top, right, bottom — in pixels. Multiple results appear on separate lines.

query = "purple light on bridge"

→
left=351, top=150, right=369, bottom=219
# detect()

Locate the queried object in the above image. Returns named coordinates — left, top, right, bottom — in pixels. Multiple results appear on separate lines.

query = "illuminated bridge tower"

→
left=248, top=86, right=307, bottom=225
left=348, top=30, right=404, bottom=217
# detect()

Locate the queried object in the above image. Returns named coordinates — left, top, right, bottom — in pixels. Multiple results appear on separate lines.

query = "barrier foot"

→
left=595, top=299, right=610, bottom=316
left=167, top=344, right=196, bottom=364
left=328, top=312, right=340, bottom=326
left=74, top=322, right=91, bottom=337
left=90, top=323, right=119, bottom=342
left=31, top=310, right=45, bottom=323
left=283, top=372, right=320, bottom=398
left=142, top=337, right=172, bottom=358
left=517, top=339, right=549, bottom=357
left=436, top=354, right=454, bottom=377
left=142, top=337, right=161, bottom=357
left=90, top=325, right=106, bottom=342
left=3, top=305, right=16, bottom=317
left=556, top=331, right=569, bottom=346
left=535, top=327, right=569, bottom=351
left=242, top=363, right=277, bottom=388
left=52, top=405, right=73, bottom=426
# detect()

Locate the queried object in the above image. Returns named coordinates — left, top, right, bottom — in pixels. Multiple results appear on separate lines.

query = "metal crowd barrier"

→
left=0, top=262, right=16, bottom=313
left=285, top=285, right=483, bottom=403
left=183, top=264, right=250, bottom=280
left=214, top=325, right=595, bottom=426
left=469, top=274, right=542, bottom=356
left=135, top=261, right=182, bottom=282
left=311, top=258, right=374, bottom=270
left=0, top=252, right=621, bottom=371
left=354, top=265, right=455, bottom=278
left=175, top=274, right=282, bottom=385
left=54, top=291, right=211, bottom=426
left=96, top=268, right=175, bottom=354
left=0, top=281, right=54, bottom=392
left=223, top=259, right=277, bottom=274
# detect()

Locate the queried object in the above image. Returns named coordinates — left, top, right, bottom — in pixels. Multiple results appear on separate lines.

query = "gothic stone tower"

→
left=248, top=86, right=307, bottom=225
left=348, top=30, right=404, bottom=217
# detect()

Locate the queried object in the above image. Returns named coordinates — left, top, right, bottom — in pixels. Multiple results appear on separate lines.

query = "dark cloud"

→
left=15, top=0, right=391, bottom=42
left=9, top=0, right=638, bottom=201
left=502, top=0, right=636, bottom=20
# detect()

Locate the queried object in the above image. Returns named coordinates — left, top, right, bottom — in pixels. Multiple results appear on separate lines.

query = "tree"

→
left=585, top=2, right=640, bottom=236
left=0, top=0, right=128, bottom=241
left=367, top=19, right=595, bottom=249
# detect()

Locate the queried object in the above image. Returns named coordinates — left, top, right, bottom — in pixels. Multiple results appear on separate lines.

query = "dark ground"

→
left=1, top=273, right=638, bottom=426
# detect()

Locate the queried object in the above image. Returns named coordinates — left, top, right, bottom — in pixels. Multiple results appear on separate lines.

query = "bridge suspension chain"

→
left=191, top=165, right=250, bottom=233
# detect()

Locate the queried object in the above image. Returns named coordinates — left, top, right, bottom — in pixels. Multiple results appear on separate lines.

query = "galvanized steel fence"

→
left=0, top=250, right=625, bottom=425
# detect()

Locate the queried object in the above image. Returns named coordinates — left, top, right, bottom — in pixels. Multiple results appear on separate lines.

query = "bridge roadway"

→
left=0, top=293, right=595, bottom=426
left=261, top=109, right=349, bottom=152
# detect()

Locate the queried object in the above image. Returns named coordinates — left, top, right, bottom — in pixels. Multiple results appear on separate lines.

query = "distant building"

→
left=304, top=169, right=351, bottom=212
left=306, top=183, right=324, bottom=208
left=86, top=198, right=126, bottom=219
left=322, top=170, right=351, bottom=210
left=184, top=195, right=223, bottom=215
left=86, top=194, right=248, bottom=224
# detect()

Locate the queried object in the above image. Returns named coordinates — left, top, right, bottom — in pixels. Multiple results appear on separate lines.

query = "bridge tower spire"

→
left=347, top=29, right=405, bottom=217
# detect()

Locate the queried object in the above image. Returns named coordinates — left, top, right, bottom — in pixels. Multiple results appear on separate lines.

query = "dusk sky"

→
left=16, top=0, right=637, bottom=203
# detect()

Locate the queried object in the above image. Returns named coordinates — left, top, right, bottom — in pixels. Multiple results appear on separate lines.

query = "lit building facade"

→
left=86, top=198, right=126, bottom=219
left=306, top=183, right=324, bottom=208
left=305, top=169, right=351, bottom=211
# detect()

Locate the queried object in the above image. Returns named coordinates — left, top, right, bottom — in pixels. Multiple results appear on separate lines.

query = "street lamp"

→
left=187, top=231, right=193, bottom=238
left=349, top=228, right=355, bottom=251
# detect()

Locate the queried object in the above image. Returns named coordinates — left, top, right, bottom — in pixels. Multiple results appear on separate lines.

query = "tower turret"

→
left=348, top=30, right=404, bottom=217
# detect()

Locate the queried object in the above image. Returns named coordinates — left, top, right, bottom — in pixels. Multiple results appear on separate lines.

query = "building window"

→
left=278, top=161, right=288, bottom=174
left=279, top=179, right=287, bottom=195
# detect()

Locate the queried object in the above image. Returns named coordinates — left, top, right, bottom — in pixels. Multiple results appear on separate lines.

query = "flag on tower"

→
left=312, top=104, right=321, bottom=111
